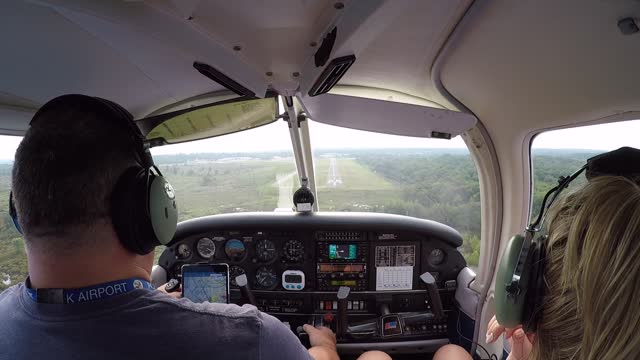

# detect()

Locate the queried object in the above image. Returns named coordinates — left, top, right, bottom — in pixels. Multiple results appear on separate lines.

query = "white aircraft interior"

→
left=2, top=1, right=640, bottom=359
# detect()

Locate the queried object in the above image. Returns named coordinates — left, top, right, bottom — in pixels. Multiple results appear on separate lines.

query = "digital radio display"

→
left=329, top=244, right=357, bottom=260
left=330, top=280, right=357, bottom=286
left=318, top=264, right=364, bottom=273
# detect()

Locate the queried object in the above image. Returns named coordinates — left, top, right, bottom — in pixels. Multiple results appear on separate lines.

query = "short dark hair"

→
left=12, top=95, right=138, bottom=249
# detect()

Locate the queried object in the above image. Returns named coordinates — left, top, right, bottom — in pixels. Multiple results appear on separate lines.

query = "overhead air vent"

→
left=308, top=55, right=356, bottom=97
left=193, top=61, right=256, bottom=98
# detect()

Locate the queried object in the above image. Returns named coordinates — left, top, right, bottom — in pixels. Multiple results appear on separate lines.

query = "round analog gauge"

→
left=196, top=237, right=216, bottom=259
left=256, top=239, right=277, bottom=262
left=177, top=243, right=191, bottom=259
left=254, top=266, right=278, bottom=289
left=229, top=266, right=246, bottom=288
left=283, top=240, right=304, bottom=262
left=225, top=239, right=246, bottom=261
left=428, top=248, right=446, bottom=266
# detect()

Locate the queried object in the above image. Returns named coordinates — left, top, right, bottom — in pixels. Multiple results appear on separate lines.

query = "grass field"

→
left=0, top=165, right=26, bottom=290
left=157, top=158, right=296, bottom=220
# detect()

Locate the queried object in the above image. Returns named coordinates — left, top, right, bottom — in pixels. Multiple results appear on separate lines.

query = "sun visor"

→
left=298, top=92, right=477, bottom=139
left=0, top=105, right=35, bottom=136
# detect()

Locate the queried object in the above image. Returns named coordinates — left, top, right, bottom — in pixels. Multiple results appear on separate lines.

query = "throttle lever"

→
left=297, top=315, right=323, bottom=349
left=296, top=325, right=311, bottom=348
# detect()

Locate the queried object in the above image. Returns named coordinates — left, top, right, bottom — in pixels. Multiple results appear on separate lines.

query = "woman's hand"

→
left=486, top=316, right=535, bottom=360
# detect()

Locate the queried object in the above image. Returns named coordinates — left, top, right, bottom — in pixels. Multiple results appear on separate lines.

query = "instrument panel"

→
left=157, top=212, right=469, bottom=349
left=158, top=212, right=466, bottom=296
left=164, top=231, right=312, bottom=291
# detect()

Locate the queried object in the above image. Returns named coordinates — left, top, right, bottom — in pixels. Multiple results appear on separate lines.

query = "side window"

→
left=531, top=120, right=640, bottom=219
left=0, top=136, right=25, bottom=291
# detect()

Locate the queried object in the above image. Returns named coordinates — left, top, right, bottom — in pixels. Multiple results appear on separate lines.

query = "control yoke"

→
left=420, top=272, right=444, bottom=320
left=336, top=286, right=351, bottom=339
left=236, top=274, right=257, bottom=306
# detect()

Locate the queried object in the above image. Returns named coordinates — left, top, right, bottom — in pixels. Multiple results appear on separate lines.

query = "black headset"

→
left=9, top=94, right=178, bottom=255
left=495, top=146, right=640, bottom=332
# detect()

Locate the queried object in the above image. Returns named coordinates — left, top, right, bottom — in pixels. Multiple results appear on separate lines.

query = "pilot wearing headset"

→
left=0, top=95, right=391, bottom=360
left=435, top=147, right=640, bottom=360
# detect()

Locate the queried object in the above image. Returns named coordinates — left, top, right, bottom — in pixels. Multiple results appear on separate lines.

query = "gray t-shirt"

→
left=0, top=283, right=313, bottom=360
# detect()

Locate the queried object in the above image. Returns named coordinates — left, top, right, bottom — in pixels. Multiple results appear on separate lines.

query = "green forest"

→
left=0, top=148, right=599, bottom=291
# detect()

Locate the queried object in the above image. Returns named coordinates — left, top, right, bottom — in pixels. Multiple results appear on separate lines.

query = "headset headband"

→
left=29, top=94, right=153, bottom=168
left=586, top=146, right=640, bottom=179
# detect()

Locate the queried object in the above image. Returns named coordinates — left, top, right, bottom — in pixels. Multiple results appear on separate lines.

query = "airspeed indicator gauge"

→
left=196, top=237, right=216, bottom=259
left=255, top=266, right=278, bottom=289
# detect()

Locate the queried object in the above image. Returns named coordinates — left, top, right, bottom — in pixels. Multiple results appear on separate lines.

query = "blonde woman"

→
left=436, top=174, right=640, bottom=360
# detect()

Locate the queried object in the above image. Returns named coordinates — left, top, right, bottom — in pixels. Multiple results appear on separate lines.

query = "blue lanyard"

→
left=25, top=278, right=154, bottom=304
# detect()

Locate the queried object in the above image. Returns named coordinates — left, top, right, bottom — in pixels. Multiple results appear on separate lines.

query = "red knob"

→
left=323, top=312, right=335, bottom=324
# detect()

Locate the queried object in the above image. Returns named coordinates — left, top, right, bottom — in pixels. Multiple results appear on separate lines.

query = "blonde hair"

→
left=533, top=176, right=640, bottom=360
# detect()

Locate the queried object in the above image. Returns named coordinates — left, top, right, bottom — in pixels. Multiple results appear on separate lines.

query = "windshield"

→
left=150, top=120, right=297, bottom=218
left=308, top=121, right=481, bottom=266
left=0, top=117, right=483, bottom=287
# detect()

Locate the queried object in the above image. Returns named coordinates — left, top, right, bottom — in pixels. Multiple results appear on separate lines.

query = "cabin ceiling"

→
left=2, top=0, right=638, bottom=142
left=441, top=0, right=640, bottom=142
left=0, top=0, right=470, bottom=135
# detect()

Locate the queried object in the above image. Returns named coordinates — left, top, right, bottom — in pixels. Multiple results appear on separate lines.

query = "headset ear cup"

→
left=111, top=167, right=177, bottom=255
left=111, top=167, right=153, bottom=255
left=132, top=168, right=158, bottom=254
left=523, top=237, right=547, bottom=332
left=147, top=174, right=177, bottom=246
left=111, top=167, right=139, bottom=253
left=8, top=192, right=23, bottom=234
left=495, top=235, right=529, bottom=328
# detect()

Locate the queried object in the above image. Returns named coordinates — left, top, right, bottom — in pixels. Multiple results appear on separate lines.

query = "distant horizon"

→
left=0, top=146, right=606, bottom=162
left=151, top=147, right=603, bottom=156
left=3, top=118, right=638, bottom=160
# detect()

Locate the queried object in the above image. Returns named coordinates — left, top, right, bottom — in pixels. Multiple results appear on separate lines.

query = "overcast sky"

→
left=1, top=119, right=640, bottom=160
